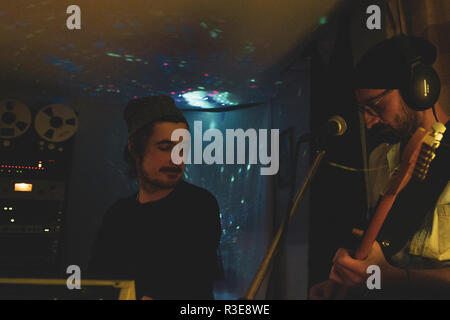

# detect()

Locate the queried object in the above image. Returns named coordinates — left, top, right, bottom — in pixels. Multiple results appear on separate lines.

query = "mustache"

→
left=371, top=123, right=412, bottom=144
left=160, top=167, right=182, bottom=173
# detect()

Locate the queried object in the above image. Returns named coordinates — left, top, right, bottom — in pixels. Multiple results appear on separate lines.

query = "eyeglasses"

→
left=357, top=89, right=394, bottom=119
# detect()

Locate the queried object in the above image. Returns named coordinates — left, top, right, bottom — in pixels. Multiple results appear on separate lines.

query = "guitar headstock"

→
left=387, top=122, right=447, bottom=195
left=414, top=122, right=446, bottom=181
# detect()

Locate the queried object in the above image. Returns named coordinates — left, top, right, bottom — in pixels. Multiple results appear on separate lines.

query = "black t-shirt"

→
left=88, top=180, right=221, bottom=299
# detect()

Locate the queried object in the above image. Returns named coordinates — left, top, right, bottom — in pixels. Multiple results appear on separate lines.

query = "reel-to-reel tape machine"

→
left=0, top=99, right=78, bottom=277
left=0, top=99, right=78, bottom=152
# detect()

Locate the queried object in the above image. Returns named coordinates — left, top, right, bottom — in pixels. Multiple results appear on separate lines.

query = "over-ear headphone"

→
left=397, top=35, right=441, bottom=112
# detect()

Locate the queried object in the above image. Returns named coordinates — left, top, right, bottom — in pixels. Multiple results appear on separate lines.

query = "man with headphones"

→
left=310, top=35, right=450, bottom=299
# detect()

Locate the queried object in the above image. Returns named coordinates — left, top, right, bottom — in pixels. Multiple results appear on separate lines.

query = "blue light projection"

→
left=45, top=57, right=83, bottom=72
left=182, top=105, right=271, bottom=299
left=106, top=52, right=148, bottom=64
left=181, top=90, right=239, bottom=109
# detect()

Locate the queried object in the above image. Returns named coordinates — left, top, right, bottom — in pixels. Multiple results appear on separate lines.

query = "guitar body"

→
left=329, top=123, right=447, bottom=299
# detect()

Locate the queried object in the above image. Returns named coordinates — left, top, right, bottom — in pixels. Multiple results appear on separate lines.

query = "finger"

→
left=309, top=287, right=325, bottom=300
left=309, top=281, right=334, bottom=300
left=371, top=240, right=383, bottom=254
left=309, top=284, right=325, bottom=300
left=331, top=267, right=358, bottom=287
left=329, top=264, right=346, bottom=284
left=334, top=253, right=367, bottom=275
left=332, top=248, right=351, bottom=263
left=331, top=264, right=365, bottom=287
left=309, top=290, right=327, bottom=300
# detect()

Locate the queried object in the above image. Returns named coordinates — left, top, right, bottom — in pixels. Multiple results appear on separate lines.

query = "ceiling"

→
left=0, top=0, right=345, bottom=109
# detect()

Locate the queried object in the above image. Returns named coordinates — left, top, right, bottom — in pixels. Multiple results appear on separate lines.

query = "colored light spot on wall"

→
left=106, top=53, right=121, bottom=58
left=182, top=91, right=238, bottom=109
left=319, top=16, right=327, bottom=25
left=45, top=57, right=83, bottom=72
left=213, top=92, right=238, bottom=106
left=209, top=28, right=222, bottom=38
left=244, top=42, right=255, bottom=53
left=200, top=22, right=208, bottom=29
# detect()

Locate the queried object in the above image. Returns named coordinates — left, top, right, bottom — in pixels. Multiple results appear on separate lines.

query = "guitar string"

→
left=328, top=161, right=389, bottom=172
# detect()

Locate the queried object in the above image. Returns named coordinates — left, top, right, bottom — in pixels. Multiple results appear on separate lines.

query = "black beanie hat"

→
left=353, top=35, right=437, bottom=89
left=124, top=96, right=186, bottom=137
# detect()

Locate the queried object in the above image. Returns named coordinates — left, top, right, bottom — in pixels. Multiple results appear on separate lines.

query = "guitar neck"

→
left=353, top=127, right=431, bottom=260
left=354, top=194, right=396, bottom=259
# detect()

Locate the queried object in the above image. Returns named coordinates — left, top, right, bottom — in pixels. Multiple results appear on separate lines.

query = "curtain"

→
left=183, top=105, right=272, bottom=299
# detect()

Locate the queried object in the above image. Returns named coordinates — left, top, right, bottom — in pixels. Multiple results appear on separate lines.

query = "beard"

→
left=372, top=101, right=420, bottom=145
left=137, top=165, right=180, bottom=191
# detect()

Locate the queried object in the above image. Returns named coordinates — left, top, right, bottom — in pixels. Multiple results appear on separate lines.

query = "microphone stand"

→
left=244, top=148, right=326, bottom=299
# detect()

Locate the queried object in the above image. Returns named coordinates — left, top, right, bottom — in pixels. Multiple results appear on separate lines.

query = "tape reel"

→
left=34, top=104, right=78, bottom=143
left=0, top=99, right=32, bottom=139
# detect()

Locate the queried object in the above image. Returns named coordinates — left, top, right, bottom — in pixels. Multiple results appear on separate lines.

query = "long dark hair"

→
left=123, top=115, right=188, bottom=178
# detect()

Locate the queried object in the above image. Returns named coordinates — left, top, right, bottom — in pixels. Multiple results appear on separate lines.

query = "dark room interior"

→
left=0, top=0, right=449, bottom=302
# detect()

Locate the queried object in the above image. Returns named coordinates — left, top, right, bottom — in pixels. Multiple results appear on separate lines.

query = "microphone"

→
left=300, top=115, right=348, bottom=143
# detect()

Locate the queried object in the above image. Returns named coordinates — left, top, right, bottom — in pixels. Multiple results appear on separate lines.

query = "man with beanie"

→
left=310, top=36, right=450, bottom=299
left=89, top=96, right=222, bottom=299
